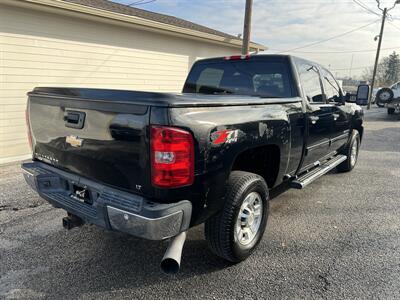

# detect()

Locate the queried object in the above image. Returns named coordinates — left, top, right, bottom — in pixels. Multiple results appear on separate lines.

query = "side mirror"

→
left=356, top=85, right=369, bottom=106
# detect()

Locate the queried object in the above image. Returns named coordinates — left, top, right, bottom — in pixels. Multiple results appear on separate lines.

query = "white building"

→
left=0, top=0, right=266, bottom=164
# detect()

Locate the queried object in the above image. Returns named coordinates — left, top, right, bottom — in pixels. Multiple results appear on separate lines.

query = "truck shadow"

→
left=97, top=225, right=230, bottom=279
left=16, top=224, right=231, bottom=298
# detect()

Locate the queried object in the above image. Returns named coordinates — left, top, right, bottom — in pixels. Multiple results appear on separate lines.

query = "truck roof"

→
left=195, top=54, right=329, bottom=74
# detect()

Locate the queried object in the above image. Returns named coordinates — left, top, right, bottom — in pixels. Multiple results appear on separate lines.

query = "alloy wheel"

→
left=235, top=192, right=263, bottom=246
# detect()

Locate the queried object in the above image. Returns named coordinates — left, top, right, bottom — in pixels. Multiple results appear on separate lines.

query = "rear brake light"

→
left=25, top=109, right=32, bottom=151
left=151, top=126, right=194, bottom=188
left=224, top=54, right=250, bottom=60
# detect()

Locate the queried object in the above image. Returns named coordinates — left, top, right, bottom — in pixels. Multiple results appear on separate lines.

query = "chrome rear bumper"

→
left=107, top=206, right=186, bottom=240
left=22, top=161, right=192, bottom=240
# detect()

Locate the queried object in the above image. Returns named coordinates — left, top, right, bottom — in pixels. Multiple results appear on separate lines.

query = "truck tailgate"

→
left=27, top=90, right=151, bottom=194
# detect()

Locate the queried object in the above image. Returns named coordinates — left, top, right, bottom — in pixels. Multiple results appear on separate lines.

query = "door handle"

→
left=309, top=116, right=319, bottom=124
left=333, top=113, right=340, bottom=121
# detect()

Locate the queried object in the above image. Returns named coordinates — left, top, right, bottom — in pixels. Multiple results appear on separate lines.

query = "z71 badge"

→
left=211, top=129, right=239, bottom=145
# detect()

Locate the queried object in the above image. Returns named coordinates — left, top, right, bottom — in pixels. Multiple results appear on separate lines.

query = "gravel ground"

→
left=0, top=108, right=399, bottom=299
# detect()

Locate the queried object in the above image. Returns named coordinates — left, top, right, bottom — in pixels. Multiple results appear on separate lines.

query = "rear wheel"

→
left=376, top=88, right=394, bottom=104
left=337, top=130, right=360, bottom=172
left=388, top=108, right=395, bottom=115
left=205, top=171, right=269, bottom=262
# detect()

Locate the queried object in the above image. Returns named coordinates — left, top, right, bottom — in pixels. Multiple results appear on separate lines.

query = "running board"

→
left=290, top=155, right=347, bottom=189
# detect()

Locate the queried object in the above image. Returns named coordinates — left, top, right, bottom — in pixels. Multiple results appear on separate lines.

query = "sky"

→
left=111, top=0, right=400, bottom=78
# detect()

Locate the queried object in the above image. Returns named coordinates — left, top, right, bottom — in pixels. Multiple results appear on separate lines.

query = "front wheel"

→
left=388, top=108, right=395, bottom=115
left=205, top=171, right=269, bottom=262
left=337, top=130, right=360, bottom=172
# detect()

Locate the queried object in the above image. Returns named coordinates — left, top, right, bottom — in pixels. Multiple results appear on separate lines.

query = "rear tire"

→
left=205, top=171, right=269, bottom=263
left=337, top=130, right=360, bottom=172
left=388, top=108, right=395, bottom=115
left=376, top=88, right=394, bottom=104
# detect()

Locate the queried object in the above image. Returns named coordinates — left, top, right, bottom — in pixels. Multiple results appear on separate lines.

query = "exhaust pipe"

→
left=160, top=231, right=187, bottom=274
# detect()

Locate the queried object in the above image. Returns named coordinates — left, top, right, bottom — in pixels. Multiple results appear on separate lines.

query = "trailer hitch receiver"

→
left=62, top=213, right=84, bottom=230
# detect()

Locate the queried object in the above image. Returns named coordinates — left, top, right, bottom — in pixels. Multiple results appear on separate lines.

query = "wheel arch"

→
left=230, top=144, right=281, bottom=188
left=353, top=118, right=364, bottom=142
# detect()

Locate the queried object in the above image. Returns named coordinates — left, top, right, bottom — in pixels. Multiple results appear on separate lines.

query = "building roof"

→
left=11, top=0, right=266, bottom=50
left=63, top=0, right=240, bottom=41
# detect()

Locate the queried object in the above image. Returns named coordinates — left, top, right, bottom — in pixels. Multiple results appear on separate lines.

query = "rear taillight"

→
left=151, top=126, right=194, bottom=188
left=25, top=109, right=32, bottom=151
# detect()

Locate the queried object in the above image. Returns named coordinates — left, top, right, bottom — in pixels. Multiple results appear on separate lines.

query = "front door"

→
left=295, top=59, right=332, bottom=169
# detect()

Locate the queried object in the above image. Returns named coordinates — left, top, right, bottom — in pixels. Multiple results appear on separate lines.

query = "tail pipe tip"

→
left=160, top=231, right=187, bottom=275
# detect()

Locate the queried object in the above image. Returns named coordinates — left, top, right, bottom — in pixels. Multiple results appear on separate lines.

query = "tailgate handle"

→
left=64, top=111, right=85, bottom=129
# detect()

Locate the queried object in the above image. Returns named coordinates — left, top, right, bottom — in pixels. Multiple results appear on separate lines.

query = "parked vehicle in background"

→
left=22, top=54, right=368, bottom=274
left=372, top=87, right=385, bottom=107
left=386, top=100, right=400, bottom=115
left=375, top=81, right=400, bottom=114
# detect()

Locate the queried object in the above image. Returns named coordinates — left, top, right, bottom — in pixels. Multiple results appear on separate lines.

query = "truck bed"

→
left=30, top=87, right=299, bottom=108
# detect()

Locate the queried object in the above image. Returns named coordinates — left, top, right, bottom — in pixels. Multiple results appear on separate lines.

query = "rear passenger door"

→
left=296, top=60, right=333, bottom=169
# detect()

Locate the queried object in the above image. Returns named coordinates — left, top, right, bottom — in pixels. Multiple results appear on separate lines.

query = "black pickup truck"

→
left=22, top=54, right=368, bottom=273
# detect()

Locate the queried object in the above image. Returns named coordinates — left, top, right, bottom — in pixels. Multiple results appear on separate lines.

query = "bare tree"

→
left=362, top=51, right=400, bottom=86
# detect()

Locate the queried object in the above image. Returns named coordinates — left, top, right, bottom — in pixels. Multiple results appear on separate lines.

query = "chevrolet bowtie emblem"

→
left=66, top=135, right=83, bottom=147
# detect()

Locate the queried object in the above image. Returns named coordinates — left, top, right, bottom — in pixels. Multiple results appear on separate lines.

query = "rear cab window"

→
left=183, top=56, right=296, bottom=98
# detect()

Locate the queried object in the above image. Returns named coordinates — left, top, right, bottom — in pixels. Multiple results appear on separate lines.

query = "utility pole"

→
left=368, top=0, right=400, bottom=109
left=349, top=54, right=354, bottom=79
left=368, top=7, right=387, bottom=109
left=242, top=0, right=253, bottom=55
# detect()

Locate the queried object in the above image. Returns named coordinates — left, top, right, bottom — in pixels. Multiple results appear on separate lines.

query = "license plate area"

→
left=70, top=184, right=93, bottom=205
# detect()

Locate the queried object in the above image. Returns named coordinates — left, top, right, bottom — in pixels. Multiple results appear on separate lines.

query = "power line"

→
left=387, top=19, right=400, bottom=32
left=126, top=0, right=156, bottom=6
left=352, top=0, right=381, bottom=16
left=378, top=0, right=400, bottom=11
left=331, top=65, right=371, bottom=71
left=376, top=0, right=383, bottom=11
left=276, top=19, right=380, bottom=53
left=273, top=46, right=400, bottom=54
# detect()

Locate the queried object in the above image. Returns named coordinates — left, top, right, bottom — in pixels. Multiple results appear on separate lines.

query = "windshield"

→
left=183, top=59, right=294, bottom=98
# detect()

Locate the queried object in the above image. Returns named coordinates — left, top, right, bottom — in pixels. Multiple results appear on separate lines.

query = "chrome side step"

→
left=290, top=155, right=347, bottom=189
